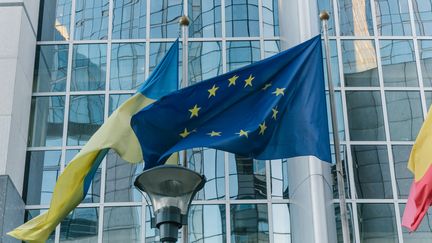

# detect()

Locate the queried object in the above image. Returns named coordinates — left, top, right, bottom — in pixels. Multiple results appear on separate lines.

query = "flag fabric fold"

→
left=8, top=40, right=179, bottom=243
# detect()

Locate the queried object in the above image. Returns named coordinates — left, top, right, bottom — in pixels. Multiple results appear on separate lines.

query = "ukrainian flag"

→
left=8, top=40, right=179, bottom=243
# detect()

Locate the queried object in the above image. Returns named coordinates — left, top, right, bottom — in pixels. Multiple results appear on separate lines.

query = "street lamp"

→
left=134, top=165, right=206, bottom=243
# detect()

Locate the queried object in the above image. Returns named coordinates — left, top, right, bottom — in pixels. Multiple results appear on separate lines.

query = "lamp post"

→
left=134, top=165, right=206, bottom=243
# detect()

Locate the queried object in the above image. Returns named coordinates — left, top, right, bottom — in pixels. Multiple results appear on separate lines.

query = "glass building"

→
left=1, top=0, right=432, bottom=242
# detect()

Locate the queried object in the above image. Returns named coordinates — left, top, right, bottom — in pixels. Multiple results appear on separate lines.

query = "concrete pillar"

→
left=0, top=175, right=25, bottom=243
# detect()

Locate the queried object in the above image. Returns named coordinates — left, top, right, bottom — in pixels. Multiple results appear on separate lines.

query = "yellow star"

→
left=244, top=75, right=254, bottom=87
left=208, top=84, right=219, bottom=98
left=189, top=104, right=201, bottom=118
left=207, top=131, right=221, bottom=137
left=272, top=108, right=279, bottom=120
left=179, top=128, right=191, bottom=138
left=236, top=129, right=249, bottom=138
left=262, top=83, right=272, bottom=90
left=272, top=87, right=286, bottom=96
left=259, top=122, right=267, bottom=135
left=228, top=75, right=239, bottom=87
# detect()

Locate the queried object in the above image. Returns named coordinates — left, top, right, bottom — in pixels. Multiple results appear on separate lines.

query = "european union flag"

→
left=131, top=35, right=331, bottom=169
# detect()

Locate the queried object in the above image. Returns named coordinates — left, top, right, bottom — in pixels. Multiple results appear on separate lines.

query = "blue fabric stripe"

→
left=83, top=148, right=109, bottom=199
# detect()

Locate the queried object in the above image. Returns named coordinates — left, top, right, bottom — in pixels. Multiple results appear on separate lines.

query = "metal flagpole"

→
left=320, top=11, right=351, bottom=243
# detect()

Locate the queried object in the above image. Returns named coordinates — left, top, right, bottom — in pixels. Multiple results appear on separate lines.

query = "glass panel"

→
left=375, top=0, right=411, bottom=35
left=67, top=95, right=105, bottom=146
left=38, top=0, right=72, bottom=41
left=357, top=204, right=399, bottom=242
left=339, top=0, right=374, bottom=36
left=262, top=0, right=279, bottom=37
left=352, top=145, right=393, bottom=199
left=74, top=0, right=108, bottom=40
left=188, top=205, right=226, bottom=242
left=26, top=209, right=56, bottom=242
left=334, top=203, right=355, bottom=243
left=29, top=96, right=65, bottom=147
left=109, top=94, right=133, bottom=115
left=230, top=204, right=269, bottom=242
left=263, top=40, right=280, bottom=58
left=60, top=208, right=99, bottom=242
left=65, top=149, right=80, bottom=165
left=332, top=146, right=351, bottom=199
left=392, top=145, right=413, bottom=198
left=188, top=0, right=222, bottom=37
left=386, top=91, right=423, bottom=140
left=112, top=0, right=146, bottom=39
left=380, top=40, right=418, bottom=86
left=418, top=40, right=432, bottom=87
left=317, top=0, right=335, bottom=36
left=149, top=42, right=182, bottom=81
left=323, top=40, right=341, bottom=87
left=342, top=40, right=379, bottom=86
left=227, top=41, right=260, bottom=72
left=270, top=159, right=288, bottom=199
left=188, top=41, right=222, bottom=85
left=346, top=91, right=386, bottom=141
left=188, top=148, right=225, bottom=200
left=150, top=0, right=183, bottom=38
left=229, top=154, right=266, bottom=199
left=105, top=150, right=143, bottom=202
left=110, top=43, right=145, bottom=90
left=426, top=91, right=432, bottom=108
left=326, top=91, right=345, bottom=141
left=272, top=204, right=290, bottom=242
left=145, top=206, right=160, bottom=242
left=25, top=151, right=61, bottom=205
left=225, top=0, right=259, bottom=37
left=33, top=45, right=68, bottom=92
left=412, top=0, right=432, bottom=36
left=399, top=204, right=432, bottom=242
left=71, top=44, right=107, bottom=91
left=103, top=206, right=141, bottom=243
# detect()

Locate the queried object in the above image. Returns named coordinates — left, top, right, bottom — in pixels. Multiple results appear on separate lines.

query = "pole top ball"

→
left=319, top=11, right=330, bottom=21
left=179, top=16, right=190, bottom=26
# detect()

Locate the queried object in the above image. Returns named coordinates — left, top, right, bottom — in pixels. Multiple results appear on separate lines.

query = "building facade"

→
left=1, top=0, right=432, bottom=242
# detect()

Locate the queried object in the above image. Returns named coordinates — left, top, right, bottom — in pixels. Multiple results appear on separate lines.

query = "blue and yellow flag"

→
left=132, top=35, right=331, bottom=169
left=8, top=40, right=179, bottom=243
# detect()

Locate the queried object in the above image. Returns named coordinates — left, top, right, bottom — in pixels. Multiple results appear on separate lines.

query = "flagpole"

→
left=320, top=11, right=351, bottom=243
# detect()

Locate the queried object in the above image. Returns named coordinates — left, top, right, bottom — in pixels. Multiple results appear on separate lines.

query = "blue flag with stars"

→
left=131, top=35, right=331, bottom=169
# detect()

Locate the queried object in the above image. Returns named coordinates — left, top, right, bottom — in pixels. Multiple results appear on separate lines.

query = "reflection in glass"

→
left=28, top=96, right=65, bottom=147
left=392, top=145, right=413, bottom=198
left=331, top=146, right=351, bottom=199
left=375, top=0, right=411, bottom=35
left=149, top=42, right=182, bottom=80
left=188, top=0, right=222, bottom=37
left=38, top=0, right=72, bottom=41
left=357, top=204, right=398, bottom=242
left=65, top=149, right=80, bottom=165
left=322, top=40, right=341, bottom=87
left=105, top=150, right=142, bottom=202
left=188, top=148, right=225, bottom=200
left=145, top=206, right=160, bottom=242
left=272, top=204, right=290, bottom=242
left=109, top=94, right=133, bottom=115
left=103, top=206, right=141, bottom=243
left=339, top=0, right=374, bottom=36
left=346, top=91, right=385, bottom=140
left=262, top=0, right=279, bottom=37
left=386, top=91, right=423, bottom=140
left=380, top=40, right=418, bottom=86
left=150, top=0, right=183, bottom=38
left=74, top=0, right=108, bottom=40
left=225, top=0, right=259, bottom=37
left=342, top=40, right=379, bottom=86
left=25, top=151, right=61, bottom=205
left=426, top=91, right=432, bottom=108
left=418, top=40, right=432, bottom=87
left=334, top=203, right=355, bottom=243
left=110, top=43, right=145, bottom=90
left=229, top=154, right=266, bottom=199
left=352, top=145, right=393, bottom=199
left=26, top=210, right=55, bottom=242
left=188, top=41, right=222, bottom=84
left=60, top=208, right=99, bottom=242
left=33, top=45, right=68, bottom=92
left=189, top=205, right=226, bottom=242
left=270, top=159, right=288, bottom=199
left=399, top=204, right=432, bottom=242
left=112, top=0, right=146, bottom=39
left=72, top=44, right=107, bottom=91
left=230, top=204, right=269, bottom=242
left=326, top=91, right=345, bottom=141
left=412, top=0, right=432, bottom=35
left=317, top=0, right=335, bottom=35
left=67, top=95, right=104, bottom=146
left=263, top=40, right=280, bottom=58
left=227, top=41, right=260, bottom=71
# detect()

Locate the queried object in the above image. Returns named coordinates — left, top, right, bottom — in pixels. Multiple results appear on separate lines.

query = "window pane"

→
left=225, top=0, right=259, bottom=37
left=67, top=95, right=105, bottom=146
left=375, top=0, right=411, bottom=35
left=229, top=154, right=266, bottom=199
left=26, top=209, right=56, bottom=242
left=189, top=205, right=226, bottom=242
left=317, top=0, right=335, bottom=36
left=399, top=204, right=432, bottom=242
left=418, top=40, right=432, bottom=87
left=230, top=204, right=269, bottom=242
left=60, top=208, right=99, bottom=242
left=110, top=43, right=145, bottom=90
left=71, top=44, right=107, bottom=91
left=270, top=159, right=288, bottom=199
left=150, top=0, right=183, bottom=38
left=262, top=0, right=279, bottom=37
left=263, top=40, right=280, bottom=58
left=326, top=91, right=345, bottom=141
left=28, top=96, right=65, bottom=147
left=323, top=40, right=341, bottom=87
left=33, top=45, right=68, bottom=92
left=109, top=94, right=133, bottom=115
left=342, top=40, right=379, bottom=86
left=392, top=145, right=413, bottom=198
left=352, top=145, right=393, bottom=199
left=339, top=0, right=374, bottom=36
left=227, top=41, right=260, bottom=72
left=112, top=0, right=146, bottom=39
left=380, top=40, right=418, bottom=87
left=25, top=151, right=61, bottom=205
left=272, top=204, right=290, bottom=242
left=74, top=0, right=108, bottom=40
left=426, top=91, right=432, bottom=108
left=38, top=0, right=72, bottom=41
left=103, top=206, right=141, bottom=243
left=188, top=41, right=222, bottom=84
left=412, top=0, right=432, bottom=36
left=386, top=91, right=423, bottom=140
left=188, top=0, right=222, bottom=37
left=332, top=146, right=351, bottom=199
left=149, top=42, right=182, bottom=80
left=145, top=206, right=160, bottom=242
left=357, top=204, right=399, bottom=242
left=346, top=91, right=385, bottom=141
left=334, top=203, right=356, bottom=243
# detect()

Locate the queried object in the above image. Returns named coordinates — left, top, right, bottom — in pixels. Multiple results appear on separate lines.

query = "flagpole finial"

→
left=179, top=16, right=190, bottom=26
left=319, top=11, right=330, bottom=21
